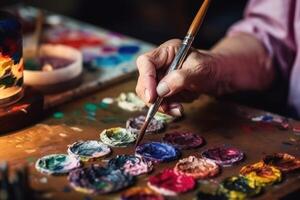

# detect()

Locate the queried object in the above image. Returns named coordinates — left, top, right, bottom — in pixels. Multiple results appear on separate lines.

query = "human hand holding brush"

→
left=136, top=34, right=274, bottom=116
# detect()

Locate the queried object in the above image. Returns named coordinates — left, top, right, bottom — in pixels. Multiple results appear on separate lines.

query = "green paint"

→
left=84, top=103, right=98, bottom=112
left=24, top=58, right=40, bottom=71
left=53, top=112, right=64, bottom=119
left=39, top=155, right=67, bottom=170
left=98, top=102, right=109, bottom=109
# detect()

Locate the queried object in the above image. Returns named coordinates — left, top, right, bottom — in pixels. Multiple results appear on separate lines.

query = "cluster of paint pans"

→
left=35, top=92, right=300, bottom=199
left=35, top=92, right=246, bottom=198
left=197, top=152, right=300, bottom=200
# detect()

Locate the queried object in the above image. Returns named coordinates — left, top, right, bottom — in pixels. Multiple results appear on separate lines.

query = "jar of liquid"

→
left=0, top=11, right=24, bottom=107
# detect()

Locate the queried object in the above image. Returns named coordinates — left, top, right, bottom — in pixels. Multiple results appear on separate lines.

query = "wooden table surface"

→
left=1, top=77, right=300, bottom=200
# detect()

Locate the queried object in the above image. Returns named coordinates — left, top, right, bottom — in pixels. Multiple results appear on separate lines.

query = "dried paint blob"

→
left=108, top=155, right=153, bottom=176
left=35, top=154, right=80, bottom=175
left=148, top=169, right=195, bottom=196
left=126, top=115, right=165, bottom=134
left=67, top=140, right=111, bottom=161
left=118, top=45, right=140, bottom=55
left=154, top=112, right=177, bottom=123
left=68, top=165, right=134, bottom=194
left=117, top=92, right=146, bottom=112
left=135, top=142, right=180, bottom=163
left=240, top=161, right=282, bottom=187
left=263, top=153, right=300, bottom=173
left=100, top=127, right=136, bottom=147
left=202, top=146, right=244, bottom=167
left=84, top=103, right=98, bottom=112
left=53, top=112, right=64, bottom=119
left=163, top=131, right=204, bottom=150
left=101, top=97, right=114, bottom=105
left=121, top=187, right=164, bottom=200
left=174, top=156, right=219, bottom=179
left=218, top=176, right=261, bottom=199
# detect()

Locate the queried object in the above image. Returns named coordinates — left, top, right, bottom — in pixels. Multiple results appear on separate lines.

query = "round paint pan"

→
left=147, top=169, right=195, bottom=196
left=126, top=115, right=165, bottom=135
left=174, top=156, right=219, bottom=179
left=218, top=176, right=262, bottom=199
left=68, top=165, right=134, bottom=194
left=100, top=127, right=136, bottom=147
left=35, top=154, right=81, bottom=175
left=108, top=154, right=153, bottom=176
left=116, top=92, right=146, bottom=112
left=240, top=161, right=282, bottom=187
left=263, top=153, right=300, bottom=173
left=163, top=131, right=205, bottom=150
left=154, top=112, right=178, bottom=123
left=202, top=146, right=244, bottom=167
left=67, top=140, right=111, bottom=161
left=24, top=44, right=82, bottom=93
left=135, top=142, right=180, bottom=163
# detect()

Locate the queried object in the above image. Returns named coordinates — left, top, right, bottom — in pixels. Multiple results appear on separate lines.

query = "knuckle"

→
left=168, top=71, right=186, bottom=88
left=160, top=39, right=182, bottom=48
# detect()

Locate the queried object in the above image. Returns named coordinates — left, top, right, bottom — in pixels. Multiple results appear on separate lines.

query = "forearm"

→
left=210, top=33, right=274, bottom=94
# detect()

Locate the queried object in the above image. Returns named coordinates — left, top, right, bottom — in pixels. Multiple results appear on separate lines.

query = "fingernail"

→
left=156, top=82, right=170, bottom=97
left=169, top=108, right=182, bottom=117
left=144, top=89, right=151, bottom=103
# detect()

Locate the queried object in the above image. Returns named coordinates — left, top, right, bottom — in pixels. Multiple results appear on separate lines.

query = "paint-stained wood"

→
left=0, top=79, right=299, bottom=200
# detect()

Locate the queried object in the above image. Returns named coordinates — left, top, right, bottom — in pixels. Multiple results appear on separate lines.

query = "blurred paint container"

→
left=24, top=44, right=82, bottom=93
left=0, top=11, right=24, bottom=107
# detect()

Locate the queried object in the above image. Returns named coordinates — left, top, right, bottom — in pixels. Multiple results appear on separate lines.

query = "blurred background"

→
left=2, top=0, right=290, bottom=117
left=0, top=0, right=248, bottom=48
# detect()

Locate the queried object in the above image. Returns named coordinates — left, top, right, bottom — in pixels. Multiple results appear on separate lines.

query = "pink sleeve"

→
left=227, top=0, right=296, bottom=77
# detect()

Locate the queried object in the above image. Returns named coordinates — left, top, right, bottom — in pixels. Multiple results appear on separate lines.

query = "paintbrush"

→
left=135, top=0, right=212, bottom=148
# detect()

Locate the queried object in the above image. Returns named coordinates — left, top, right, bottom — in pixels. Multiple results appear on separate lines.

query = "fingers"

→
left=158, top=102, right=184, bottom=117
left=156, top=50, right=219, bottom=97
left=136, top=39, right=181, bottom=103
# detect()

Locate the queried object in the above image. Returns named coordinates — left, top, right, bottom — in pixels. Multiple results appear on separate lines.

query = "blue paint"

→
left=69, top=141, right=108, bottom=157
left=69, top=165, right=134, bottom=194
left=262, top=115, right=273, bottom=122
left=91, top=55, right=121, bottom=68
left=135, top=142, right=180, bottom=163
left=117, top=53, right=134, bottom=62
left=118, top=45, right=140, bottom=55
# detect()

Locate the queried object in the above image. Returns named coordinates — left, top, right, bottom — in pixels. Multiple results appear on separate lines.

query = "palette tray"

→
left=7, top=5, right=155, bottom=108
left=1, top=79, right=299, bottom=200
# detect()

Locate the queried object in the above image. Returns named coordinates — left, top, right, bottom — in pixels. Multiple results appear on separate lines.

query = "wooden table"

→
left=1, top=77, right=300, bottom=200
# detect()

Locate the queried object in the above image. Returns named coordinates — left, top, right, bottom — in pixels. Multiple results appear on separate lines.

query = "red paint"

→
left=292, top=124, right=300, bottom=133
left=11, top=104, right=29, bottom=112
left=148, top=169, right=195, bottom=193
left=47, top=30, right=103, bottom=49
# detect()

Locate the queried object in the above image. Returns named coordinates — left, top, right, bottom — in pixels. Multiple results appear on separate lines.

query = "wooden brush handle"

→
left=188, top=0, right=211, bottom=36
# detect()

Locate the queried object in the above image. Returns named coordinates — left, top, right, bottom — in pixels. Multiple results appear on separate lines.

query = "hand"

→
left=136, top=39, right=226, bottom=117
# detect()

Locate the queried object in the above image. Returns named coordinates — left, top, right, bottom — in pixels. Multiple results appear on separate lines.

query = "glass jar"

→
left=0, top=11, right=24, bottom=107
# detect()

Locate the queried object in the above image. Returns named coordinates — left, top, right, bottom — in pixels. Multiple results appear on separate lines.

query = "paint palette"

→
left=9, top=5, right=155, bottom=108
